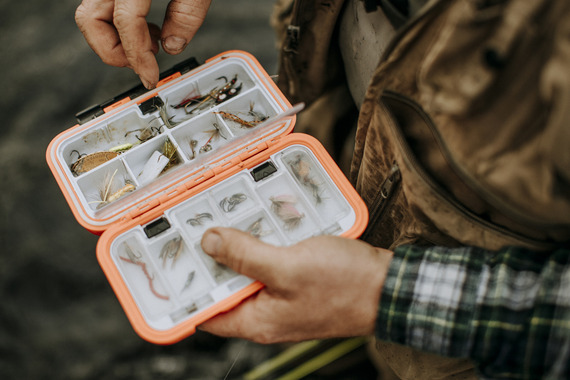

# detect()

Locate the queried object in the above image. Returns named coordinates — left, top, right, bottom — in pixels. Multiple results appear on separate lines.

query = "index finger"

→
left=114, top=0, right=159, bottom=88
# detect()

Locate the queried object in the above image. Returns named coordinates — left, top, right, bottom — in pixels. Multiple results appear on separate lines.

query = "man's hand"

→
left=198, top=227, right=393, bottom=343
left=75, top=0, right=211, bottom=89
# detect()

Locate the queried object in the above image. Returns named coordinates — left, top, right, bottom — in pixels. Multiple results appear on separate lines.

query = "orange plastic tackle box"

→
left=46, top=51, right=368, bottom=344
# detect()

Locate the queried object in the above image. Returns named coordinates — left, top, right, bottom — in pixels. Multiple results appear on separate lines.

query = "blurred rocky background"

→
left=0, top=1, right=281, bottom=379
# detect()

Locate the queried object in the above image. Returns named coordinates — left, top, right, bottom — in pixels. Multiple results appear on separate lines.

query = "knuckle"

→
left=75, top=4, right=88, bottom=26
left=112, top=1, right=143, bottom=31
left=166, top=0, right=207, bottom=27
left=112, top=6, right=131, bottom=30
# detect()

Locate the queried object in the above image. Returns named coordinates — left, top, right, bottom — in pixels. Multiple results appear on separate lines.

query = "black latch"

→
left=251, top=161, right=278, bottom=182
left=143, top=217, right=171, bottom=238
left=138, top=96, right=164, bottom=115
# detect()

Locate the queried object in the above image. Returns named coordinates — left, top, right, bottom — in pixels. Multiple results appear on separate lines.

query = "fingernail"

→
left=164, top=36, right=186, bottom=53
left=202, top=230, right=222, bottom=255
left=139, top=75, right=154, bottom=90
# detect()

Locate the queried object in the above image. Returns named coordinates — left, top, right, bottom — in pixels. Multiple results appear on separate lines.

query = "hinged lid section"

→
left=47, top=51, right=296, bottom=234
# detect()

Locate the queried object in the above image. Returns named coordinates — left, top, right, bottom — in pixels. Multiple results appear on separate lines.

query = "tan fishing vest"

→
left=274, top=0, right=570, bottom=378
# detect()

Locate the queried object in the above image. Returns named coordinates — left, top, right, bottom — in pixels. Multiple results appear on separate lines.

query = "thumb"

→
left=201, top=227, right=284, bottom=285
left=161, top=0, right=212, bottom=54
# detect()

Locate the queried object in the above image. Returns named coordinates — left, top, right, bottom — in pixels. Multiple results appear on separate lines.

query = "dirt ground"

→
left=0, top=1, right=282, bottom=379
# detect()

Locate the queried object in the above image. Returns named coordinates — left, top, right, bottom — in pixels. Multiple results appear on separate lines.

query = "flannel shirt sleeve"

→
left=375, top=245, right=570, bottom=379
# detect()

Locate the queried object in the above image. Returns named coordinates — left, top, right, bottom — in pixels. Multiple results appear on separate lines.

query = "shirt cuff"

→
left=375, top=245, right=486, bottom=358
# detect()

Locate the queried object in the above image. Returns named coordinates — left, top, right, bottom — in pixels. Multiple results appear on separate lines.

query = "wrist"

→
left=363, top=247, right=393, bottom=335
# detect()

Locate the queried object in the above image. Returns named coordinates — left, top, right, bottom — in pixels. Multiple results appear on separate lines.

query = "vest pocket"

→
left=376, top=91, right=557, bottom=251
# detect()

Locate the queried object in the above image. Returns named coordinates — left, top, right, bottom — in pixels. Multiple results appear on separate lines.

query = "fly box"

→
left=47, top=51, right=368, bottom=344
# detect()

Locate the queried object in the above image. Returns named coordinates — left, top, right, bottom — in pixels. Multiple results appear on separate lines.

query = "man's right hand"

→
left=75, top=0, right=212, bottom=89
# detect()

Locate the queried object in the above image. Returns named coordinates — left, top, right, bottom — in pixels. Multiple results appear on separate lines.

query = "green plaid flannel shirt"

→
left=376, top=245, right=570, bottom=379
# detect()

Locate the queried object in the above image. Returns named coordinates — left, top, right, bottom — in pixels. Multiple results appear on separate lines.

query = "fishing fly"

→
left=220, top=193, right=247, bottom=213
left=119, top=243, right=169, bottom=301
left=269, top=194, right=305, bottom=230
left=215, top=102, right=268, bottom=129
left=89, top=169, right=136, bottom=208
left=161, top=139, right=180, bottom=172
left=188, top=139, right=198, bottom=160
left=159, top=236, right=184, bottom=269
left=183, top=75, right=242, bottom=114
left=199, top=123, right=226, bottom=154
left=125, top=123, right=163, bottom=143
left=289, top=155, right=323, bottom=204
left=180, top=270, right=196, bottom=294
left=246, top=217, right=272, bottom=239
left=186, top=213, right=214, bottom=226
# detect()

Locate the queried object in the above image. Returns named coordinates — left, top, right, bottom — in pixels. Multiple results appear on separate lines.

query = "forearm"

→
left=376, top=245, right=570, bottom=378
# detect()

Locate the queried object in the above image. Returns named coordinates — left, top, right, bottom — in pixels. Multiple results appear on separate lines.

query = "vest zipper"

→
left=380, top=163, right=401, bottom=201
left=361, top=163, right=401, bottom=241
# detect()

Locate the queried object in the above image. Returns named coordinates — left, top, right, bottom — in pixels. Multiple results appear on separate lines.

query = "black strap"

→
left=361, top=0, right=409, bottom=29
